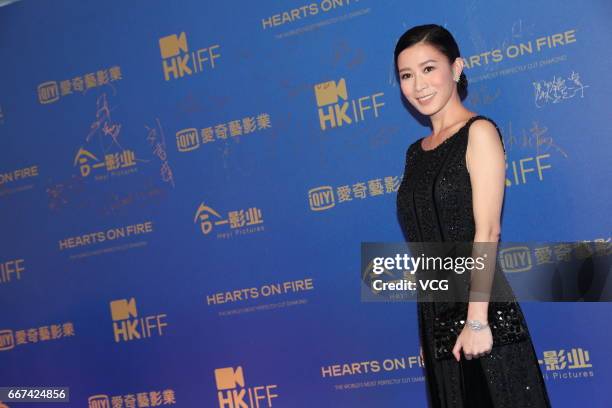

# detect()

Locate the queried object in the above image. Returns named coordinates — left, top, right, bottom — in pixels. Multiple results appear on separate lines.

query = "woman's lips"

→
left=416, top=93, right=435, bottom=105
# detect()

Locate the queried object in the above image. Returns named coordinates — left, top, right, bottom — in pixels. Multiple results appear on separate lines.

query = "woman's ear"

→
left=452, top=57, right=465, bottom=78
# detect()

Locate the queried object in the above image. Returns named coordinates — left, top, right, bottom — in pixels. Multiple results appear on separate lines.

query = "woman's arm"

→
left=465, top=119, right=506, bottom=322
left=451, top=118, right=505, bottom=361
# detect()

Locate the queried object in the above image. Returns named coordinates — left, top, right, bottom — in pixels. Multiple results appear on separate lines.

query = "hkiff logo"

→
left=159, top=32, right=221, bottom=81
left=110, top=298, right=167, bottom=342
left=215, top=366, right=279, bottom=408
left=0, top=258, right=26, bottom=284
left=314, top=78, right=384, bottom=130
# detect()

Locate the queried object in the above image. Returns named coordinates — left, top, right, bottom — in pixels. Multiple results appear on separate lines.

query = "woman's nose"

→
left=414, top=74, right=426, bottom=92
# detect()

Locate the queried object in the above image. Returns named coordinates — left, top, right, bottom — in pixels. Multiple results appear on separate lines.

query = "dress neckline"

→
left=418, top=115, right=480, bottom=152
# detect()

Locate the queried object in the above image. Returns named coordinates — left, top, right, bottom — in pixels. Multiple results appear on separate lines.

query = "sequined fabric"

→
left=432, top=300, right=530, bottom=360
left=396, top=115, right=552, bottom=407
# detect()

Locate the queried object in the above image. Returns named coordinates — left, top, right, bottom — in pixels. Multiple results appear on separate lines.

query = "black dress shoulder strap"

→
left=464, top=114, right=505, bottom=153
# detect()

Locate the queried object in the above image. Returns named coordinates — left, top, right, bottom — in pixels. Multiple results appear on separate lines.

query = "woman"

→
left=394, top=24, right=552, bottom=407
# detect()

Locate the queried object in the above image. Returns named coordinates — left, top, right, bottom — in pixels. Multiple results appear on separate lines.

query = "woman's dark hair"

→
left=394, top=24, right=468, bottom=99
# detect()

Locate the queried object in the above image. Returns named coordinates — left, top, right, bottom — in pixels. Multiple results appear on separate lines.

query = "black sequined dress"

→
left=396, top=115, right=552, bottom=407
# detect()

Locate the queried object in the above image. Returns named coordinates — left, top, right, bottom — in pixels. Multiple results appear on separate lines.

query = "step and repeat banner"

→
left=1, top=0, right=611, bottom=406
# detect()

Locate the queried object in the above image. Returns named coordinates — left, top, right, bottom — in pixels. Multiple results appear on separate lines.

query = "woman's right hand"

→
left=420, top=345, right=424, bottom=362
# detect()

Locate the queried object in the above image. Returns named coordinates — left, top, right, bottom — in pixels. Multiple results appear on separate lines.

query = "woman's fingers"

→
left=454, top=334, right=493, bottom=362
left=452, top=341, right=462, bottom=362
left=467, top=348, right=492, bottom=359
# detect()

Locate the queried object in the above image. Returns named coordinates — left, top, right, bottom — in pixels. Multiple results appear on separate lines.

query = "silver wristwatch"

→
left=465, top=319, right=489, bottom=331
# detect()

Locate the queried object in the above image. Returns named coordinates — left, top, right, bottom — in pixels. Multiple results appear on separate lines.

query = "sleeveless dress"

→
left=396, top=115, right=552, bottom=407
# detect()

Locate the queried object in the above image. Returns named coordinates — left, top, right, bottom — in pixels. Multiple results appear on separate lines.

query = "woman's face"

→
left=396, top=42, right=461, bottom=115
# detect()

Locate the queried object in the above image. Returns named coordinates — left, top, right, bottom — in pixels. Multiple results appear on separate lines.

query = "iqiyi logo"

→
left=215, top=366, right=279, bottom=408
left=159, top=32, right=221, bottom=81
left=308, top=186, right=335, bottom=211
left=110, top=298, right=167, bottom=342
left=499, top=246, right=533, bottom=273
left=0, top=329, right=15, bottom=351
left=314, top=78, right=384, bottom=131
left=37, top=81, right=60, bottom=104
left=88, top=395, right=110, bottom=408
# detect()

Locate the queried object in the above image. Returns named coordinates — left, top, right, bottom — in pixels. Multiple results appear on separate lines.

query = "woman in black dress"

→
left=394, top=24, right=552, bottom=407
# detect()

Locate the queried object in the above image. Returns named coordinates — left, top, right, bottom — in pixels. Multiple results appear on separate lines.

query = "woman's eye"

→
left=401, top=67, right=433, bottom=80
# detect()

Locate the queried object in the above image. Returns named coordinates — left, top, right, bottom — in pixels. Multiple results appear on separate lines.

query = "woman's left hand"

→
left=452, top=324, right=493, bottom=362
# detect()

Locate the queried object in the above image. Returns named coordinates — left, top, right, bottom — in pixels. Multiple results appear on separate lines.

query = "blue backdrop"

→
left=1, top=0, right=611, bottom=407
